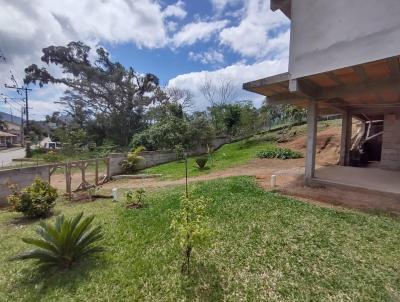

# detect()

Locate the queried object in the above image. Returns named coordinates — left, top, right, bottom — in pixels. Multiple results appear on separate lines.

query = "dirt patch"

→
left=283, top=126, right=342, bottom=166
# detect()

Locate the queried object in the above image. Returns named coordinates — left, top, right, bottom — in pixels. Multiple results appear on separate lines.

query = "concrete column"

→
left=305, top=101, right=318, bottom=183
left=339, top=111, right=352, bottom=166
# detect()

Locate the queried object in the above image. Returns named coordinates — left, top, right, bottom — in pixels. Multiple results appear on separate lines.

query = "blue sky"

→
left=0, top=0, right=290, bottom=119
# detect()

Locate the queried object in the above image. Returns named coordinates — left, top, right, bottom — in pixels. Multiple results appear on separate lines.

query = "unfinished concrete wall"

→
left=289, top=0, right=400, bottom=78
left=0, top=165, right=50, bottom=205
left=108, top=153, right=126, bottom=176
left=112, top=136, right=231, bottom=174
left=381, top=114, right=400, bottom=170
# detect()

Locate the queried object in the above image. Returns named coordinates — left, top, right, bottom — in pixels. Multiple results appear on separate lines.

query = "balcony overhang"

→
left=271, top=0, right=291, bottom=19
left=243, top=55, right=400, bottom=120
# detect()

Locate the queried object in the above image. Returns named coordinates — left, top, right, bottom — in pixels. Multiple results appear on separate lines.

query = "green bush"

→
left=8, top=178, right=58, bottom=218
left=195, top=156, right=208, bottom=169
left=125, top=188, right=146, bottom=208
left=10, top=212, right=104, bottom=268
left=256, top=147, right=302, bottom=160
left=42, top=151, right=64, bottom=163
left=94, top=143, right=118, bottom=158
left=121, top=146, right=145, bottom=173
left=31, top=147, right=47, bottom=157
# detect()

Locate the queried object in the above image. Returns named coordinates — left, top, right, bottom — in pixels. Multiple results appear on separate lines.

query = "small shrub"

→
left=10, top=212, right=104, bottom=268
left=8, top=177, right=58, bottom=218
left=121, top=146, right=145, bottom=173
left=195, top=156, right=208, bottom=169
left=125, top=188, right=146, bottom=208
left=256, top=147, right=302, bottom=160
left=31, top=147, right=47, bottom=157
left=95, top=143, right=118, bottom=158
left=171, top=195, right=211, bottom=274
left=42, top=150, right=64, bottom=163
left=174, top=144, right=185, bottom=160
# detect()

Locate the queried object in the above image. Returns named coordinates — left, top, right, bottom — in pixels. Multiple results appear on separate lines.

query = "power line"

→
left=4, top=84, right=32, bottom=134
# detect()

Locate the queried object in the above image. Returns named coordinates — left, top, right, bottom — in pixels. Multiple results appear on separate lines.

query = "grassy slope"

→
left=145, top=119, right=341, bottom=180
left=0, top=177, right=399, bottom=301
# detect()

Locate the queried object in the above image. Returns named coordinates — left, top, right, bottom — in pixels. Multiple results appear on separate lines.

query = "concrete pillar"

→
left=339, top=111, right=352, bottom=166
left=305, top=101, right=318, bottom=183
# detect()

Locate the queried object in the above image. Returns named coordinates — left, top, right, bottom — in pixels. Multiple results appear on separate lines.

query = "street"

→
left=0, top=147, right=26, bottom=167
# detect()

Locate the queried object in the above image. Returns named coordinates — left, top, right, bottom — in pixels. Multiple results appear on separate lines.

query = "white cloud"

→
left=0, top=0, right=186, bottom=119
left=171, top=20, right=229, bottom=47
left=163, top=0, right=187, bottom=19
left=210, top=0, right=242, bottom=12
left=168, top=56, right=288, bottom=110
left=189, top=50, right=224, bottom=64
left=219, top=0, right=289, bottom=58
left=0, top=0, right=291, bottom=119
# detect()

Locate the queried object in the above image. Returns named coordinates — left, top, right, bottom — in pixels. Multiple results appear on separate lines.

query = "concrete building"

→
left=0, top=111, right=23, bottom=146
left=243, top=0, right=400, bottom=195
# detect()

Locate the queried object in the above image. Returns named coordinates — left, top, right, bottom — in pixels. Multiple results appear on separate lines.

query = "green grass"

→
left=145, top=119, right=342, bottom=180
left=145, top=138, right=281, bottom=179
left=0, top=177, right=399, bottom=301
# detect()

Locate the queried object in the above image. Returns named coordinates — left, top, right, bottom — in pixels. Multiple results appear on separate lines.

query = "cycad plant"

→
left=11, top=212, right=104, bottom=269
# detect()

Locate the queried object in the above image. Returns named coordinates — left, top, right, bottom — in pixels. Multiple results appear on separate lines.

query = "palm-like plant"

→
left=11, top=212, right=104, bottom=268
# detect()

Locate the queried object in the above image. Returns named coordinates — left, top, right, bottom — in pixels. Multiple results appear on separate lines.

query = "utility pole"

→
left=20, top=107, right=25, bottom=146
left=4, top=84, right=32, bottom=136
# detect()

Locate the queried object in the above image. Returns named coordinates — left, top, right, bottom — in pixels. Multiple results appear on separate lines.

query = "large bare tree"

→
left=199, top=76, right=239, bottom=106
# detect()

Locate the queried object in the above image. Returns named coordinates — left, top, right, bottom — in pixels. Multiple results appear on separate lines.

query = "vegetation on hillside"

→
left=144, top=120, right=338, bottom=179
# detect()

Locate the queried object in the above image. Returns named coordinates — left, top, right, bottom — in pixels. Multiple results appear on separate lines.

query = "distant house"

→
left=0, top=111, right=23, bottom=146
left=243, top=0, right=400, bottom=195
left=0, top=131, right=17, bottom=148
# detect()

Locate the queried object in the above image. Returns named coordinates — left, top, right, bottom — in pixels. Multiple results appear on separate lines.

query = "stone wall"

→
left=0, top=165, right=50, bottom=205
left=381, top=113, right=400, bottom=170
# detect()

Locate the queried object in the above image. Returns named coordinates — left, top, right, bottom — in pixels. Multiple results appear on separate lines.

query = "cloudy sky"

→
left=0, top=0, right=290, bottom=119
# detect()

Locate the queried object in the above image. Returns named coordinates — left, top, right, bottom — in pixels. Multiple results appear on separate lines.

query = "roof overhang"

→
left=0, top=131, right=17, bottom=137
left=243, top=55, right=400, bottom=120
left=271, top=0, right=291, bottom=19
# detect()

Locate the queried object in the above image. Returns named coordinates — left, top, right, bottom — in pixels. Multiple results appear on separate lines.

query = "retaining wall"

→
left=0, top=165, right=50, bottom=205
left=110, top=136, right=231, bottom=175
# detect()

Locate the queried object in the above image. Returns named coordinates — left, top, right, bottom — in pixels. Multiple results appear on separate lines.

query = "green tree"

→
left=24, top=41, right=164, bottom=146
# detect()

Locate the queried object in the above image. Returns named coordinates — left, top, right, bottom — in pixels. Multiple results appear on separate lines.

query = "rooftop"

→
left=0, top=131, right=16, bottom=137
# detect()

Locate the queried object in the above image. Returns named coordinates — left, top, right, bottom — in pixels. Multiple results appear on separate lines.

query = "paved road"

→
left=0, top=148, right=26, bottom=167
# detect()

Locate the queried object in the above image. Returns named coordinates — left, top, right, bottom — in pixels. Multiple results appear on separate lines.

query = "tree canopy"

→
left=24, top=41, right=165, bottom=146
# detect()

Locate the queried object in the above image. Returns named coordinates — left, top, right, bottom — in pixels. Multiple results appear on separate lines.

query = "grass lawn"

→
left=146, top=137, right=281, bottom=179
left=145, top=120, right=341, bottom=180
left=0, top=177, right=399, bottom=301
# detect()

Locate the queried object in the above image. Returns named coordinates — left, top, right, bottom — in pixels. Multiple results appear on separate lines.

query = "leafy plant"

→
left=171, top=195, right=211, bottom=274
left=8, top=177, right=58, bottom=218
left=174, top=144, right=185, bottom=160
left=125, top=188, right=146, bottom=208
left=42, top=150, right=64, bottom=162
left=256, top=147, right=302, bottom=160
left=195, top=156, right=208, bottom=169
left=121, top=146, right=145, bottom=173
left=10, top=212, right=104, bottom=268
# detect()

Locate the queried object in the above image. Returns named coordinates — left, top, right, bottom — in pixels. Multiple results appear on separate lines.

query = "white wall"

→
left=289, top=0, right=400, bottom=78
